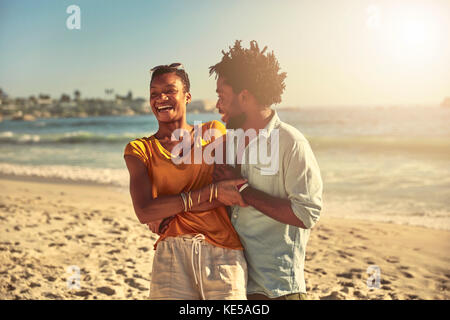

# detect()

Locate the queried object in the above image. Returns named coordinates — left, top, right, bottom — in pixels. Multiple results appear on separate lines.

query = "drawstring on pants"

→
left=191, top=233, right=206, bottom=300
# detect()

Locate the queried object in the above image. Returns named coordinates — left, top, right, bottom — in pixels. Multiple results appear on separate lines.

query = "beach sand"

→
left=1, top=177, right=449, bottom=300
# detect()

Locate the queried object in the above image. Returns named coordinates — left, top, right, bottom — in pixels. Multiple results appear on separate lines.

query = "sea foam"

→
left=0, top=163, right=129, bottom=189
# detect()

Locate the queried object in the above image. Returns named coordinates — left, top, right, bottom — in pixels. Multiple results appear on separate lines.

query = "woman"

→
left=124, top=63, right=247, bottom=300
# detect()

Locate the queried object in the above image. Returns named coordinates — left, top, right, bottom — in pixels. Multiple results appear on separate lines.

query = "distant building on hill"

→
left=0, top=90, right=217, bottom=120
left=0, top=88, right=9, bottom=105
left=38, top=94, right=53, bottom=105
left=188, top=100, right=216, bottom=113
left=60, top=94, right=71, bottom=103
left=115, top=91, right=133, bottom=105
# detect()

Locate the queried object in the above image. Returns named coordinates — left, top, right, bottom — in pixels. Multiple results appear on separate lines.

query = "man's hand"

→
left=213, top=164, right=242, bottom=182
left=216, top=178, right=248, bottom=207
left=147, top=215, right=175, bottom=235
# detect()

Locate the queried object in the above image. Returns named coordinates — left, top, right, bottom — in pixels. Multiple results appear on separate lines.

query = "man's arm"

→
left=214, top=164, right=306, bottom=227
left=240, top=186, right=307, bottom=228
left=216, top=139, right=323, bottom=229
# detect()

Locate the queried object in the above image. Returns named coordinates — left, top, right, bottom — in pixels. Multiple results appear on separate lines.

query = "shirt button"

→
left=233, top=214, right=238, bottom=219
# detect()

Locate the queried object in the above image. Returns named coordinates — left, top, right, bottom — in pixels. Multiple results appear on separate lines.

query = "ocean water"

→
left=1, top=106, right=449, bottom=230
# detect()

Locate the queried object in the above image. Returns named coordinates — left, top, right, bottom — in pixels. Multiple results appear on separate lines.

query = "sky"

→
left=0, top=0, right=449, bottom=107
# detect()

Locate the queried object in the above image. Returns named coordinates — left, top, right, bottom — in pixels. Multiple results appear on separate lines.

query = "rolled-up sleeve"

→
left=284, top=140, right=323, bottom=229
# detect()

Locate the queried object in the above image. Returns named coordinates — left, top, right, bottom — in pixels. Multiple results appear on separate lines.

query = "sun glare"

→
left=389, top=8, right=440, bottom=62
left=369, top=4, right=442, bottom=63
left=398, top=19, right=428, bottom=47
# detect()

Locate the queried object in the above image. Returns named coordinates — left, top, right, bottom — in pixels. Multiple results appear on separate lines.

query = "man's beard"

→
left=225, top=96, right=247, bottom=129
left=226, top=113, right=247, bottom=129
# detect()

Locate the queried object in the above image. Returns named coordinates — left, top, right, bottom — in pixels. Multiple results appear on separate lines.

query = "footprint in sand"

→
left=107, top=230, right=122, bottom=235
left=72, top=290, right=91, bottom=298
left=44, top=292, right=61, bottom=299
left=305, top=251, right=316, bottom=261
left=354, top=234, right=369, bottom=240
left=133, top=273, right=149, bottom=281
left=10, top=248, right=22, bottom=254
left=337, top=272, right=353, bottom=279
left=102, top=217, right=113, bottom=223
left=320, top=227, right=333, bottom=233
left=6, top=284, right=17, bottom=293
left=353, top=290, right=367, bottom=299
left=116, top=269, right=127, bottom=277
left=436, top=281, right=447, bottom=292
left=124, top=278, right=147, bottom=291
left=339, top=281, right=355, bottom=288
left=314, top=268, right=327, bottom=275
left=389, top=292, right=399, bottom=299
left=338, top=268, right=365, bottom=280
left=385, top=256, right=400, bottom=263
left=48, top=243, right=66, bottom=248
left=364, top=258, right=376, bottom=265
left=97, top=286, right=116, bottom=296
left=337, top=250, right=354, bottom=259
left=320, top=291, right=345, bottom=300
left=82, top=274, right=92, bottom=282
left=401, top=271, right=414, bottom=279
left=340, top=286, right=350, bottom=294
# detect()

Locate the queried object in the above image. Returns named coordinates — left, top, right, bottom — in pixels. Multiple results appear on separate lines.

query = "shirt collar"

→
left=261, top=110, right=281, bottom=138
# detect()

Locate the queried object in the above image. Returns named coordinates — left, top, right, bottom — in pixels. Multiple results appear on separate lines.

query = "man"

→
left=210, top=40, right=323, bottom=300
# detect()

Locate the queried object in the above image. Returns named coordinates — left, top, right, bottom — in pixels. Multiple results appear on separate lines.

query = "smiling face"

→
left=150, top=72, right=191, bottom=123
